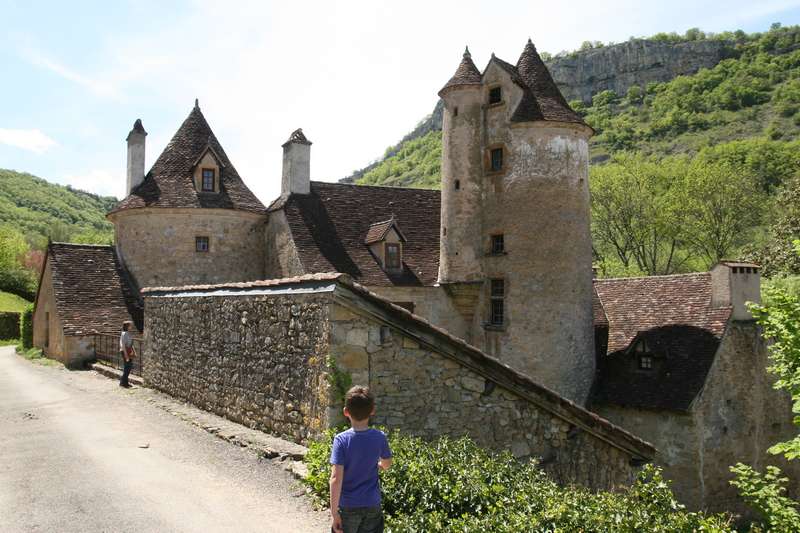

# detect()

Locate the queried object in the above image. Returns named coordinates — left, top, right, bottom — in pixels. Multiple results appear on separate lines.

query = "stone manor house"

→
left=33, top=40, right=798, bottom=512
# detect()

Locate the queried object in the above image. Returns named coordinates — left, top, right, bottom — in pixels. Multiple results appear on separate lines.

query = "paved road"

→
left=0, top=347, right=328, bottom=533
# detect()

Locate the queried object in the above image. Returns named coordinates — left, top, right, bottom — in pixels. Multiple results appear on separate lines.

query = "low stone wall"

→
left=0, top=312, right=20, bottom=340
left=330, top=303, right=636, bottom=489
left=143, top=292, right=332, bottom=444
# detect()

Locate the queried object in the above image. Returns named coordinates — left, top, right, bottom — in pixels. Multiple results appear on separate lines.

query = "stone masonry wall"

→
left=143, top=292, right=332, bottom=444
left=330, top=302, right=638, bottom=490
left=112, top=208, right=266, bottom=290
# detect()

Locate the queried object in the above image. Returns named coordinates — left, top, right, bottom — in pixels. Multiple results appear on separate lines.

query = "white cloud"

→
left=0, top=128, right=57, bottom=154
left=22, top=48, right=122, bottom=100
left=61, top=169, right=123, bottom=199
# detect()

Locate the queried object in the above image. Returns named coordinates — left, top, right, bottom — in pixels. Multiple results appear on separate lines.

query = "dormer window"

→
left=634, top=338, right=653, bottom=370
left=364, top=216, right=407, bottom=272
left=489, top=86, right=502, bottom=105
left=202, top=168, right=215, bottom=192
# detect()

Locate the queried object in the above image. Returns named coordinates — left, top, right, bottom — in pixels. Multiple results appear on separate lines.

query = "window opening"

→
left=490, top=279, right=505, bottom=325
left=489, top=87, right=502, bottom=105
left=385, top=243, right=401, bottom=269
left=491, top=234, right=505, bottom=254
left=201, top=168, right=215, bottom=192
left=490, top=148, right=503, bottom=172
left=196, top=236, right=210, bottom=252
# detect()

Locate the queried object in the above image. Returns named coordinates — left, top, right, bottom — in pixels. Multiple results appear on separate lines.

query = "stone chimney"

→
left=711, top=261, right=761, bottom=321
left=281, top=128, right=311, bottom=196
left=126, top=119, right=147, bottom=194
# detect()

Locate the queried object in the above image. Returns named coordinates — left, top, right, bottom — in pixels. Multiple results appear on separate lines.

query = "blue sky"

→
left=3, top=0, right=800, bottom=203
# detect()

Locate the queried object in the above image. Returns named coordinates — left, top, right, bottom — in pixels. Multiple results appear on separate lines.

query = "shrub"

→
left=304, top=429, right=733, bottom=532
left=0, top=311, right=19, bottom=340
left=20, top=304, right=33, bottom=349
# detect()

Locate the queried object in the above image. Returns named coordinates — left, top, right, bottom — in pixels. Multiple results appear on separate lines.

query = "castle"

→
left=32, top=40, right=798, bottom=513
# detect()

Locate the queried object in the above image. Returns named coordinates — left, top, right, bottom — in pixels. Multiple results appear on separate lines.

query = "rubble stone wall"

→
left=143, top=292, right=332, bottom=444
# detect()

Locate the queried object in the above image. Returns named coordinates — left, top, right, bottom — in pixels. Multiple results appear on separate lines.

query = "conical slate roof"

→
left=110, top=104, right=266, bottom=214
left=511, top=39, right=585, bottom=125
left=439, top=47, right=482, bottom=95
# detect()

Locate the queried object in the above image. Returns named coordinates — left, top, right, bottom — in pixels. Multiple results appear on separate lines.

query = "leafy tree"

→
left=751, top=175, right=800, bottom=275
left=680, top=161, right=766, bottom=266
left=0, top=226, right=35, bottom=299
left=590, top=154, right=689, bottom=275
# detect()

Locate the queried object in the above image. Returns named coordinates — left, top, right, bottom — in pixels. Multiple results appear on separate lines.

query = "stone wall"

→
left=143, top=292, right=332, bottom=444
left=33, top=261, right=66, bottom=360
left=330, top=300, right=642, bottom=490
left=111, top=208, right=266, bottom=290
left=264, top=209, right=305, bottom=280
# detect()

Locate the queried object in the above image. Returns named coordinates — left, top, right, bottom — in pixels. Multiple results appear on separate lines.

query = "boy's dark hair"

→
left=345, top=386, right=375, bottom=421
left=122, top=321, right=132, bottom=332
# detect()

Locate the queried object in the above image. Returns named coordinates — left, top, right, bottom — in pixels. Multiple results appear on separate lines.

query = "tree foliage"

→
left=305, top=430, right=733, bottom=532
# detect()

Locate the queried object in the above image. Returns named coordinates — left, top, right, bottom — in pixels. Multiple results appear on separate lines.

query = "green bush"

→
left=304, top=429, right=733, bottom=532
left=20, top=304, right=33, bottom=349
left=0, top=311, right=20, bottom=340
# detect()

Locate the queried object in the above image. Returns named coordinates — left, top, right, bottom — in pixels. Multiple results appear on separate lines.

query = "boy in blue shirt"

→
left=330, top=386, right=392, bottom=533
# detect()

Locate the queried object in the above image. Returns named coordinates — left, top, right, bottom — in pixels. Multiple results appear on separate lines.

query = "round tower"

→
left=438, top=47, right=484, bottom=285
left=484, top=40, right=595, bottom=404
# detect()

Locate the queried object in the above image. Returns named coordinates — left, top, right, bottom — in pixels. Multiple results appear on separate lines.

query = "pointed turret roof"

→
left=511, top=39, right=585, bottom=125
left=438, top=47, right=482, bottom=96
left=283, top=128, right=312, bottom=147
left=110, top=104, right=266, bottom=215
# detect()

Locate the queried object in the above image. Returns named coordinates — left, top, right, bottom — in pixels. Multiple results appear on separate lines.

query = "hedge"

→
left=20, top=304, right=33, bottom=349
left=304, top=429, right=734, bottom=532
left=0, top=311, right=20, bottom=340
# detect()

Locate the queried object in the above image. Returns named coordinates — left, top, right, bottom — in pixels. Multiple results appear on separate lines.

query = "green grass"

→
left=0, top=291, right=31, bottom=313
left=15, top=345, right=59, bottom=366
left=0, top=338, right=19, bottom=347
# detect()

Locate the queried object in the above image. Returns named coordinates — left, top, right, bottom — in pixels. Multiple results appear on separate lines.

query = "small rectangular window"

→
left=455, top=179, right=460, bottom=190
left=202, top=168, right=215, bottom=192
left=453, top=106, right=459, bottom=117
left=491, top=234, right=505, bottom=254
left=385, top=243, right=401, bottom=269
left=489, top=86, right=502, bottom=105
left=639, top=355, right=653, bottom=370
left=490, top=279, right=504, bottom=325
left=490, top=148, right=503, bottom=172
left=196, top=236, right=210, bottom=252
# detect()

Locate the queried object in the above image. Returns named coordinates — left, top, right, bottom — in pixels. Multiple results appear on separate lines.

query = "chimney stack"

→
left=126, top=119, right=147, bottom=194
left=281, top=128, right=311, bottom=197
left=711, top=261, right=761, bottom=320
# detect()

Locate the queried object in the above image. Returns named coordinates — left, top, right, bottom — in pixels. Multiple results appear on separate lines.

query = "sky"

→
left=3, top=0, right=800, bottom=204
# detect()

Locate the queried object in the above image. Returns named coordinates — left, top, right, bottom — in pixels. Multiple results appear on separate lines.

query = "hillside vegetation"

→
left=0, top=169, right=116, bottom=249
left=350, top=24, right=800, bottom=278
left=0, top=291, right=31, bottom=313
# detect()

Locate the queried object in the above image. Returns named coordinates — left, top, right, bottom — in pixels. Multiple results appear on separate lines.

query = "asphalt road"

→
left=0, top=346, right=328, bottom=533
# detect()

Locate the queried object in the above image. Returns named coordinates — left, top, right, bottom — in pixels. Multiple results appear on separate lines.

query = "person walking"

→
left=119, top=321, right=135, bottom=388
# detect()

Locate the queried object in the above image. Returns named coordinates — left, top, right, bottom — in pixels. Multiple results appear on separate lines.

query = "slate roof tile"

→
left=278, top=182, right=440, bottom=286
left=111, top=105, right=266, bottom=215
left=439, top=47, right=482, bottom=95
left=592, top=273, right=732, bottom=412
left=45, top=243, right=143, bottom=336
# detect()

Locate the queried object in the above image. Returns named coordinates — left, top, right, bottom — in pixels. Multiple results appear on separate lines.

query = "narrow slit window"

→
left=490, top=148, right=503, bottom=172
left=453, top=106, right=459, bottom=117
left=455, top=179, right=461, bottom=190
left=202, top=168, right=215, bottom=192
left=489, top=86, right=502, bottom=105
left=491, top=234, right=505, bottom=254
left=385, top=243, right=401, bottom=269
left=196, top=236, right=210, bottom=252
left=490, top=279, right=505, bottom=325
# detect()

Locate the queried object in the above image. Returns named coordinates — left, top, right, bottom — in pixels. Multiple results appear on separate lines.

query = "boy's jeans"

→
left=120, top=356, right=133, bottom=386
left=339, top=506, right=383, bottom=533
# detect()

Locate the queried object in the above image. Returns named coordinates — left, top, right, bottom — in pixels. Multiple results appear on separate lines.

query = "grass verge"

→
left=15, top=345, right=60, bottom=366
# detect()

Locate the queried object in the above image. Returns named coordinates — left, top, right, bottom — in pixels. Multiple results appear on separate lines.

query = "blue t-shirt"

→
left=330, top=428, right=392, bottom=508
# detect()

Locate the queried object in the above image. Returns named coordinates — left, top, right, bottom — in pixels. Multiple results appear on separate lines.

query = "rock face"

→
left=547, top=38, right=736, bottom=103
left=341, top=38, right=735, bottom=183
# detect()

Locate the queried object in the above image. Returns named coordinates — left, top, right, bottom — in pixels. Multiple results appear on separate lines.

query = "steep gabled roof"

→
left=439, top=47, right=482, bottom=95
left=110, top=104, right=266, bottom=215
left=482, top=41, right=588, bottom=127
left=275, top=182, right=440, bottom=286
left=592, top=273, right=732, bottom=412
left=43, top=243, right=143, bottom=335
left=364, top=217, right=407, bottom=245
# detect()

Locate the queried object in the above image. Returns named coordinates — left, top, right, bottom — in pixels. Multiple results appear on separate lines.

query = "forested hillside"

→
left=0, top=169, right=116, bottom=249
left=346, top=24, right=800, bottom=278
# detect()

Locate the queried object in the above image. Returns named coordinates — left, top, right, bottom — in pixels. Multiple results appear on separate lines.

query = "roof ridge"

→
left=311, top=180, right=441, bottom=192
left=594, top=272, right=710, bottom=283
left=50, top=242, right=114, bottom=249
